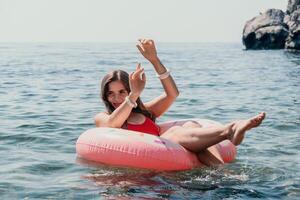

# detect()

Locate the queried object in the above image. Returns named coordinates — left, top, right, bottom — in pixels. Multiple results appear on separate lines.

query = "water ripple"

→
left=0, top=43, right=299, bottom=199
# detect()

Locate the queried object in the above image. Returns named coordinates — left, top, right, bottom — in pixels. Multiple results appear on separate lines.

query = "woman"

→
left=94, top=39, right=266, bottom=166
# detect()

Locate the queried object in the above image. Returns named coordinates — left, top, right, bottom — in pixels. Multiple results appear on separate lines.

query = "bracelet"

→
left=156, top=68, right=170, bottom=80
left=125, top=96, right=137, bottom=108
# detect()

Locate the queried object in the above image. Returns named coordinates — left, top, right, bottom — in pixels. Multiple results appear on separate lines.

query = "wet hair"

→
left=100, top=70, right=156, bottom=121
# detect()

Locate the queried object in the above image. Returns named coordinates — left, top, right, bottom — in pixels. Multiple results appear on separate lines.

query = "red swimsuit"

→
left=125, top=117, right=160, bottom=136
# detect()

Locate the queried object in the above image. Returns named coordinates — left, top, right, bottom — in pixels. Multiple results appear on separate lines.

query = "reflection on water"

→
left=77, top=156, right=264, bottom=199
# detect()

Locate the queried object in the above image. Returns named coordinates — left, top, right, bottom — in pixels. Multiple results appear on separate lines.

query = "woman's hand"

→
left=129, top=63, right=146, bottom=98
left=136, top=39, right=159, bottom=63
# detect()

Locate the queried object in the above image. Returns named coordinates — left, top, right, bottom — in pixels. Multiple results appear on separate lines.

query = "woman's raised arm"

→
left=136, top=39, right=179, bottom=118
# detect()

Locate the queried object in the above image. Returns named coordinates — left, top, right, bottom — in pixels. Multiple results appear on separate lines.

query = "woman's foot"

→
left=230, top=112, right=266, bottom=146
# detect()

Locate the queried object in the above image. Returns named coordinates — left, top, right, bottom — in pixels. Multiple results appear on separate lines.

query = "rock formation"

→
left=243, top=0, right=300, bottom=50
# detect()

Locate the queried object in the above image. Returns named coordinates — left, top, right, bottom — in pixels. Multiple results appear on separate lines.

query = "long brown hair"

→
left=100, top=70, right=156, bottom=121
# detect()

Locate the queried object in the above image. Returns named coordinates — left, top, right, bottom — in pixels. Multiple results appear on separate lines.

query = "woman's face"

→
left=107, top=80, right=129, bottom=109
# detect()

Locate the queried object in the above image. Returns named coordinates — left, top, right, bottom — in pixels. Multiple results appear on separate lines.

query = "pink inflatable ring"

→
left=76, top=119, right=236, bottom=171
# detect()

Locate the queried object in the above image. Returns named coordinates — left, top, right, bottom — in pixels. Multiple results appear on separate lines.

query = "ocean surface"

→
left=0, top=42, right=299, bottom=199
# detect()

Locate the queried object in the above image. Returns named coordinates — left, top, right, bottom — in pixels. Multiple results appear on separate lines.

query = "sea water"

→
left=0, top=43, right=299, bottom=199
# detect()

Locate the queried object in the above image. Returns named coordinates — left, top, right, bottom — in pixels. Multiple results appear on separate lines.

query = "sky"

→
left=0, top=0, right=287, bottom=43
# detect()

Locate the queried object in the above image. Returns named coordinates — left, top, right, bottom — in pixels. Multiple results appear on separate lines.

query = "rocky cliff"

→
left=243, top=0, right=300, bottom=50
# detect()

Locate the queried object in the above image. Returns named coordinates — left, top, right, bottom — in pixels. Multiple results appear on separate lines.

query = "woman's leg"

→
left=230, top=112, right=266, bottom=145
left=161, top=124, right=233, bottom=152
left=197, top=147, right=225, bottom=166
left=160, top=112, right=266, bottom=153
left=181, top=121, right=225, bottom=166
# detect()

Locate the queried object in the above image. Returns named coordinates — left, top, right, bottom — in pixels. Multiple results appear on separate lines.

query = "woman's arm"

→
left=136, top=39, right=179, bottom=118
left=94, top=92, right=139, bottom=128
left=95, top=64, right=146, bottom=128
